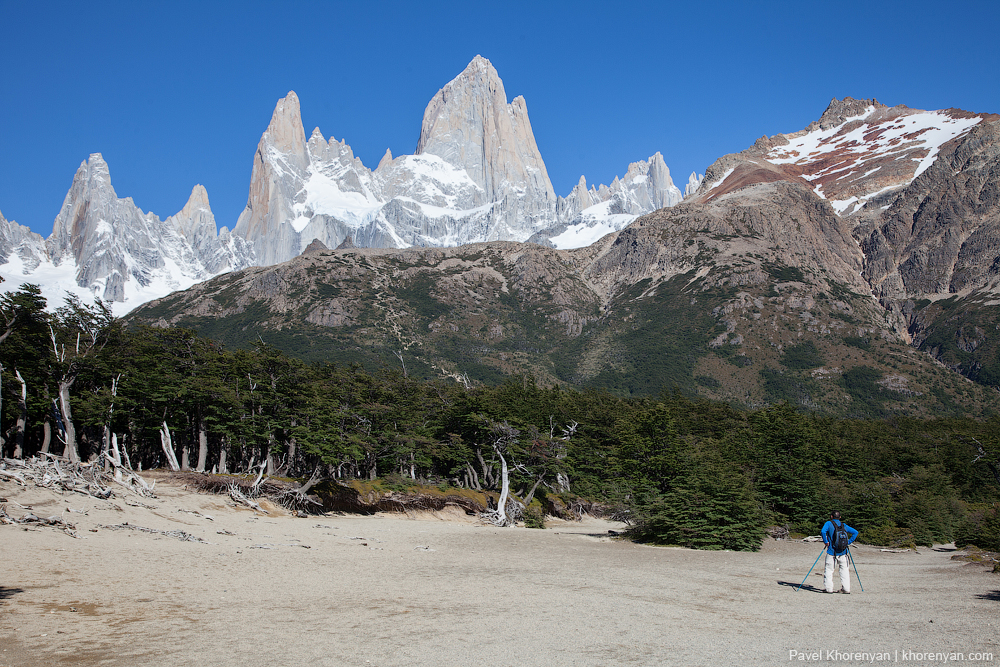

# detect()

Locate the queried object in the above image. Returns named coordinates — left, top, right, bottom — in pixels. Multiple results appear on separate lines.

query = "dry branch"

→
left=1, top=505, right=79, bottom=538
left=228, top=483, right=268, bottom=514
left=98, top=522, right=208, bottom=543
left=176, top=471, right=324, bottom=515
left=1, top=455, right=155, bottom=501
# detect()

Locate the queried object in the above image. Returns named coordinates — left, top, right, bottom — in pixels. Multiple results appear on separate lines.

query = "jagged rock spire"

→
left=233, top=92, right=311, bottom=265
left=415, top=55, right=555, bottom=205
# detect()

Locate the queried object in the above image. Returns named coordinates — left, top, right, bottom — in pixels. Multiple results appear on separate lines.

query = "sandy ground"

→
left=1, top=475, right=998, bottom=667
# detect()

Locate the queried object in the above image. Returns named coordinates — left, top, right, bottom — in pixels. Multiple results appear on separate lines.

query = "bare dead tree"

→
left=100, top=374, right=121, bottom=471
left=0, top=299, right=16, bottom=345
left=969, top=436, right=1000, bottom=486
left=159, top=421, right=181, bottom=472
left=12, top=370, right=27, bottom=459
left=273, top=465, right=325, bottom=512
left=479, top=419, right=521, bottom=527
left=250, top=459, right=267, bottom=495
left=393, top=350, right=407, bottom=378
left=195, top=413, right=209, bottom=473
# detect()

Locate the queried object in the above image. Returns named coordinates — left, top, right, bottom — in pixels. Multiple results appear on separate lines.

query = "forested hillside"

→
left=2, top=283, right=999, bottom=551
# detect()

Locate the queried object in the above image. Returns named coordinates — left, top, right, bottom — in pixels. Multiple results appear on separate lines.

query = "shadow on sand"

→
left=974, top=590, right=1000, bottom=601
left=777, top=580, right=826, bottom=593
left=0, top=586, right=25, bottom=603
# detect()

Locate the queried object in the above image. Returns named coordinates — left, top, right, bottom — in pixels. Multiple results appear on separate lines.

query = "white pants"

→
left=824, top=553, right=850, bottom=593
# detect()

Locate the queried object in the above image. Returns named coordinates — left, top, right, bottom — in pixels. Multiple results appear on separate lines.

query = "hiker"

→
left=821, top=511, right=859, bottom=594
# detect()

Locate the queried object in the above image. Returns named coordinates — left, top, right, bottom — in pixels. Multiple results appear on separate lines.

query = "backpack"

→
left=832, top=520, right=850, bottom=553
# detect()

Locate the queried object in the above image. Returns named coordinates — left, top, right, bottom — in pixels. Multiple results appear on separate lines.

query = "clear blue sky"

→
left=2, top=0, right=998, bottom=237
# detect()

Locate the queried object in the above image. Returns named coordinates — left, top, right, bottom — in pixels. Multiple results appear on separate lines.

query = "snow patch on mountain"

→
left=2, top=57, right=687, bottom=313
left=549, top=200, right=636, bottom=249
left=292, top=167, right=382, bottom=233
left=765, top=103, right=983, bottom=213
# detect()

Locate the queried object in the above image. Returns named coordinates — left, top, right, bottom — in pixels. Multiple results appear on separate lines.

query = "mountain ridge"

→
left=0, top=55, right=685, bottom=314
left=126, top=95, right=1000, bottom=416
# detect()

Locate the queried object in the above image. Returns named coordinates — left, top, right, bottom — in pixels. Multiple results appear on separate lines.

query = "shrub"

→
left=783, top=341, right=824, bottom=370
left=954, top=503, right=1000, bottom=551
left=629, top=457, right=764, bottom=551
left=523, top=503, right=546, bottom=529
left=857, top=524, right=916, bottom=549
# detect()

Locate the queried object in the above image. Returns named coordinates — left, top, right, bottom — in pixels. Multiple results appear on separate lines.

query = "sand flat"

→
left=1, top=476, right=998, bottom=666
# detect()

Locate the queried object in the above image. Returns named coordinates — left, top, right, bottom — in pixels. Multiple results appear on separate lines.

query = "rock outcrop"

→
left=690, top=97, right=990, bottom=216
left=680, top=97, right=1000, bottom=335
left=414, top=55, right=557, bottom=238
left=855, top=113, right=1000, bottom=306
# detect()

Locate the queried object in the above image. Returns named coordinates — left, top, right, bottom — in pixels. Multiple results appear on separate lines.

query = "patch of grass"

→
left=761, top=368, right=814, bottom=407
left=695, top=375, right=720, bottom=389
left=315, top=283, right=341, bottom=299
left=559, top=274, right=734, bottom=396
left=830, top=311, right=857, bottom=324
left=916, top=301, right=1000, bottom=388
left=826, top=281, right=860, bottom=302
left=394, top=274, right=452, bottom=320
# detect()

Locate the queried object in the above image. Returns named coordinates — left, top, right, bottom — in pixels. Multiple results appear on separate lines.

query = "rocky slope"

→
left=129, top=178, right=996, bottom=417
left=679, top=97, right=1000, bottom=385
left=689, top=98, right=990, bottom=214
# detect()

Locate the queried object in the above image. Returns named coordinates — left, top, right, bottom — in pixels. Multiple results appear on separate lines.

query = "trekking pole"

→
left=847, top=547, right=865, bottom=592
left=795, top=546, right=827, bottom=592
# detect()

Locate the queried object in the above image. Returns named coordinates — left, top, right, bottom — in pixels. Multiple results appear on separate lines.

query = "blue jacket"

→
left=821, top=520, right=859, bottom=556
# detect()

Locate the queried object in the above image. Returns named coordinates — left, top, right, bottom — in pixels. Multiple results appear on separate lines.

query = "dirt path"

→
left=1, top=477, right=997, bottom=666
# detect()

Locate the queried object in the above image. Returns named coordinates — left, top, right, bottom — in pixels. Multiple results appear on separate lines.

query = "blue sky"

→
left=2, top=0, right=998, bottom=237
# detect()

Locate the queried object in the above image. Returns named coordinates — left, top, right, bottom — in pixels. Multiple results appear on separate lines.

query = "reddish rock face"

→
left=693, top=98, right=993, bottom=218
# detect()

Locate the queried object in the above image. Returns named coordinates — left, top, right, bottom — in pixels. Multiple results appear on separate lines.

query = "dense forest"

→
left=2, top=283, right=999, bottom=551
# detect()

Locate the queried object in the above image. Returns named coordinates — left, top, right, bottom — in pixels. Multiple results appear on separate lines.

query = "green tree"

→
left=0, top=284, right=50, bottom=457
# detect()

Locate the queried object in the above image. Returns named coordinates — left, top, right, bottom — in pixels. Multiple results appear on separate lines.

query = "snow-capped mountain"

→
left=0, top=210, right=47, bottom=274
left=234, top=55, right=684, bottom=263
left=0, top=154, right=254, bottom=315
left=0, top=55, right=684, bottom=311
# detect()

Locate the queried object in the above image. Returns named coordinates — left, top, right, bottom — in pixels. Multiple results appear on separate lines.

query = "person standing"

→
left=822, top=511, right=859, bottom=593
